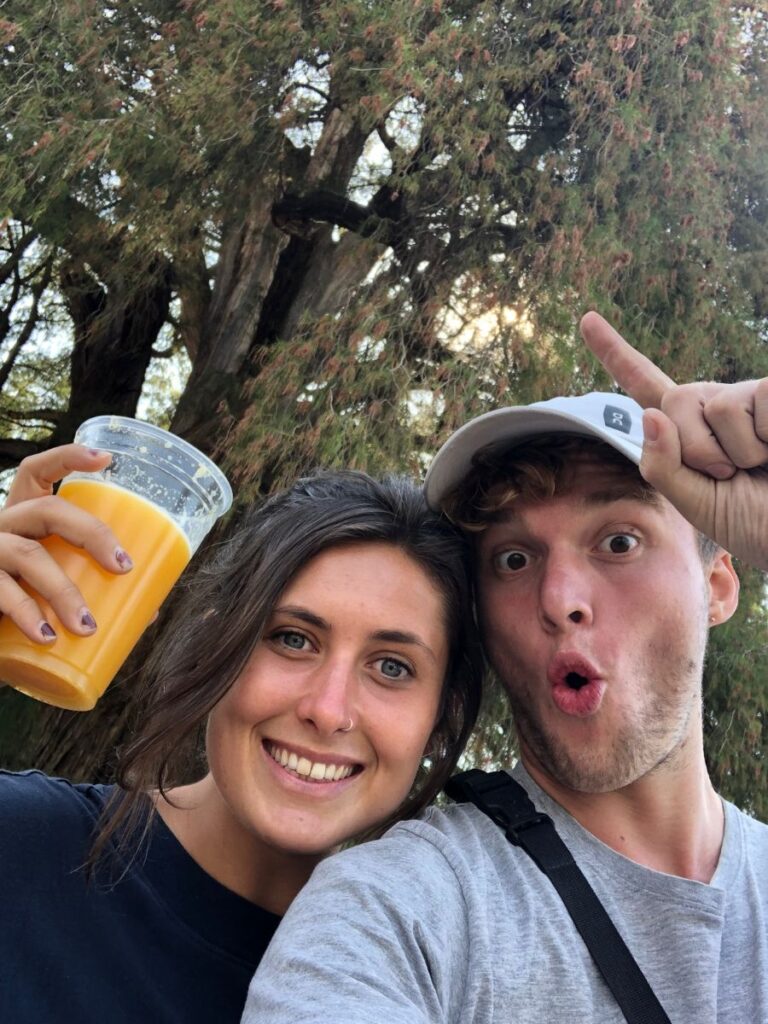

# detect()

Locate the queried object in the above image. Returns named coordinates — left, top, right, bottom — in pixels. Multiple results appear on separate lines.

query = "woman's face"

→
left=205, top=541, right=450, bottom=856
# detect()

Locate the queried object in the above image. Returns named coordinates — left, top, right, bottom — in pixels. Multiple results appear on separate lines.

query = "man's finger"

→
left=580, top=312, right=675, bottom=409
left=659, top=385, right=737, bottom=480
left=6, top=446, right=111, bottom=507
left=698, top=381, right=768, bottom=472
left=751, top=377, right=768, bottom=442
left=639, top=409, right=718, bottom=539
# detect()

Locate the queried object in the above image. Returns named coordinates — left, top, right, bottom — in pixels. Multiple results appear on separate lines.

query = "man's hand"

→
left=580, top=311, right=768, bottom=570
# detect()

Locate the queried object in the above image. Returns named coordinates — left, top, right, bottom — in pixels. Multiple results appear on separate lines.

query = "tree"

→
left=1, top=0, right=767, bottom=813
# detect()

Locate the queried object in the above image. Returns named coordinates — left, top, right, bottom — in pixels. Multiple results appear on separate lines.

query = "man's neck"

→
left=521, top=754, right=725, bottom=883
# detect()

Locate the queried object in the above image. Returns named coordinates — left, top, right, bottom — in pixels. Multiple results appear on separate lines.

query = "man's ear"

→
left=707, top=551, right=739, bottom=626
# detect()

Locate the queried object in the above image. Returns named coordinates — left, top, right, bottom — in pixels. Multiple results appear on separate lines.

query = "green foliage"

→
left=705, top=564, right=768, bottom=819
left=0, top=1, right=767, bottom=805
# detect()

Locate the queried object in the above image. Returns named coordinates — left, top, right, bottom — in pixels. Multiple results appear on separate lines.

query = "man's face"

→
left=475, top=458, right=733, bottom=795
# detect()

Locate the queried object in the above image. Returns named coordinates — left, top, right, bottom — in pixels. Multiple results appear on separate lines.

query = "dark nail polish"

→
left=81, top=610, right=97, bottom=631
left=40, top=622, right=57, bottom=640
left=115, top=547, right=133, bottom=571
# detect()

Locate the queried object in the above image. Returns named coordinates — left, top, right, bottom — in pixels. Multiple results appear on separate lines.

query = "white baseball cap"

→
left=424, top=391, right=645, bottom=509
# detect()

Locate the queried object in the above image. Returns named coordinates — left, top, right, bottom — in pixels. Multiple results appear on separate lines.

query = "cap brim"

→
left=424, top=406, right=642, bottom=509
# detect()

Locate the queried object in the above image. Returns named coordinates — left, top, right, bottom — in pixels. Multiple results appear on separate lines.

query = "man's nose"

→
left=537, top=554, right=593, bottom=633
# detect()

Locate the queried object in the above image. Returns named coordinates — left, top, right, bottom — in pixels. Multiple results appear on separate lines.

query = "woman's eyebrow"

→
left=371, top=630, right=437, bottom=662
left=272, top=610, right=438, bottom=663
left=271, top=606, right=328, bottom=630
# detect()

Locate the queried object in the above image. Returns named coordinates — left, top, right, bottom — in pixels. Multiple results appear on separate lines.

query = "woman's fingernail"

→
left=80, top=610, right=97, bottom=631
left=89, top=448, right=106, bottom=457
left=115, top=547, right=133, bottom=571
left=40, top=621, right=57, bottom=640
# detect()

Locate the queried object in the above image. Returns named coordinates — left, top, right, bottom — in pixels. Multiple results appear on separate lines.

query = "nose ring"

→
left=340, top=717, right=354, bottom=733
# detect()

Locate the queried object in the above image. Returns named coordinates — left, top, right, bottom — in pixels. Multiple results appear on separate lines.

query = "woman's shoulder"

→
left=0, top=769, right=113, bottom=838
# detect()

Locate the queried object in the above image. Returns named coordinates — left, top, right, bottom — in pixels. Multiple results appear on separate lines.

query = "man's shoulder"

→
left=308, top=798, right=524, bottom=907
left=385, top=799, right=510, bottom=867
left=724, top=798, right=768, bottom=851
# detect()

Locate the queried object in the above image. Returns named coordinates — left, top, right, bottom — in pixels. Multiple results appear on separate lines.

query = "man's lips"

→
left=547, top=653, right=606, bottom=718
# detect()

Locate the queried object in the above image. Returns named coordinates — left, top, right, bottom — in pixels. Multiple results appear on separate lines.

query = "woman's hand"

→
left=0, top=446, right=132, bottom=643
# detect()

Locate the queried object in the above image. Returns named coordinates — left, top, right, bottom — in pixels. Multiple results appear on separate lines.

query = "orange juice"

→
left=0, top=478, right=191, bottom=711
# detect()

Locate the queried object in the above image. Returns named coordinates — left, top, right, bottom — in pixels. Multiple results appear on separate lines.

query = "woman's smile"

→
left=263, top=739, right=363, bottom=785
left=203, top=541, right=449, bottom=858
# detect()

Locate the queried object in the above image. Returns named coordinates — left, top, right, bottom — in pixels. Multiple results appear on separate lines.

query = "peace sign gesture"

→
left=580, top=312, right=768, bottom=570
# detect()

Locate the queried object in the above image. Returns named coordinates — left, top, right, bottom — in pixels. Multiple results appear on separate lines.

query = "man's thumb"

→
left=639, top=408, right=713, bottom=537
left=639, top=408, right=682, bottom=490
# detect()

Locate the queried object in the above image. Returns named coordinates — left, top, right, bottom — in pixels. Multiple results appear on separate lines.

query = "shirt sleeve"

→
left=241, top=827, right=470, bottom=1024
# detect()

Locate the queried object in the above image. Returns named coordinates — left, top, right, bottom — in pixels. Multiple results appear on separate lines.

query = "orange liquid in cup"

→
left=0, top=478, right=191, bottom=711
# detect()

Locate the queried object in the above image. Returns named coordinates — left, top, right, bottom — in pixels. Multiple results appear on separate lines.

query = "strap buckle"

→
left=505, top=809, right=553, bottom=845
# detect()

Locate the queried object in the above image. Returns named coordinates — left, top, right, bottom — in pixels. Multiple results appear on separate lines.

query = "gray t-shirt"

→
left=243, top=766, right=768, bottom=1023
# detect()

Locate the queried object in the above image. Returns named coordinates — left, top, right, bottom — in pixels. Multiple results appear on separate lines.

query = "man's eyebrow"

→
left=583, top=486, right=662, bottom=506
left=482, top=483, right=662, bottom=531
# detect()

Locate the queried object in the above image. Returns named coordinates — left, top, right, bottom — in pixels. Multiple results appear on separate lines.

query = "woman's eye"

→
left=375, top=657, right=411, bottom=681
left=274, top=630, right=310, bottom=651
left=494, top=549, right=529, bottom=572
left=598, top=533, right=639, bottom=555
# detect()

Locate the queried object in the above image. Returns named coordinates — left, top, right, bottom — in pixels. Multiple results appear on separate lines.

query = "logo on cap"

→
left=603, top=405, right=631, bottom=434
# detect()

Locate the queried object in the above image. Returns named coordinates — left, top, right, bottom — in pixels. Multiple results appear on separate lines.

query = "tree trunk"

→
left=50, top=259, right=172, bottom=446
left=169, top=189, right=290, bottom=452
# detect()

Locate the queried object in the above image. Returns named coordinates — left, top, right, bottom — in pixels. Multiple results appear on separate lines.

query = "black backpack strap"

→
left=445, top=769, right=672, bottom=1024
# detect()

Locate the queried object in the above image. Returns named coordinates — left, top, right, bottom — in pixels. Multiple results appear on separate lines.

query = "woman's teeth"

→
left=267, top=743, right=356, bottom=782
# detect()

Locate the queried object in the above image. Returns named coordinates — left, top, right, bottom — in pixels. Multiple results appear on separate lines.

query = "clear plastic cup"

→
left=0, top=416, right=233, bottom=711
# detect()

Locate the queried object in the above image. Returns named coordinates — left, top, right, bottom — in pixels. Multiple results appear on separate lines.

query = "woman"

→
left=0, top=445, right=483, bottom=1024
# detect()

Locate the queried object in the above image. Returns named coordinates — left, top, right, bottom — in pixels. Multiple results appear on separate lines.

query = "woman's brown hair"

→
left=92, top=470, right=483, bottom=868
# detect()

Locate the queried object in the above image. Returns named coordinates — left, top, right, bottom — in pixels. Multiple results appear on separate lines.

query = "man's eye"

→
left=494, top=550, right=529, bottom=572
left=599, top=533, right=639, bottom=555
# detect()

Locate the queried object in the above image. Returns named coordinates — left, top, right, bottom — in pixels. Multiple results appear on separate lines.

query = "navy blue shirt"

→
left=0, top=771, right=280, bottom=1023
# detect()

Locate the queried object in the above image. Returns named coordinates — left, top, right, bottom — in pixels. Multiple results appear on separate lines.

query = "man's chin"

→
left=519, top=734, right=645, bottom=796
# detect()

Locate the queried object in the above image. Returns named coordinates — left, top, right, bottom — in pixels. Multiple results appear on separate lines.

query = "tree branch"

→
left=377, top=124, right=397, bottom=151
left=0, top=437, right=45, bottom=470
left=272, top=189, right=398, bottom=243
left=0, top=227, right=38, bottom=289
left=0, top=408, right=63, bottom=426
left=33, top=192, right=123, bottom=284
left=0, top=255, right=54, bottom=394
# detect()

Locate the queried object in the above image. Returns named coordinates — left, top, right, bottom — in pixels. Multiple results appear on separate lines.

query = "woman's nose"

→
left=295, top=658, right=358, bottom=735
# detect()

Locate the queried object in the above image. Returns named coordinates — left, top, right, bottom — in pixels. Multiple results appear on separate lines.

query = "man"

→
left=241, top=313, right=768, bottom=1022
